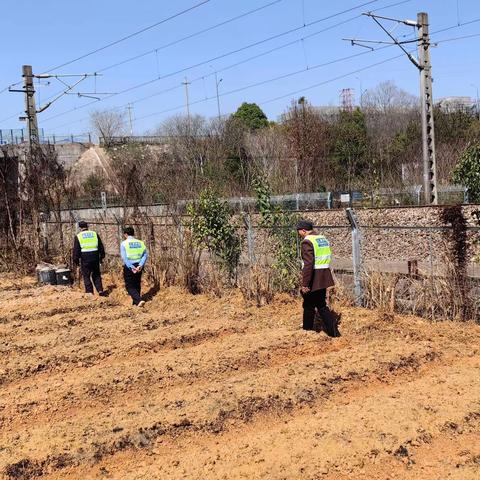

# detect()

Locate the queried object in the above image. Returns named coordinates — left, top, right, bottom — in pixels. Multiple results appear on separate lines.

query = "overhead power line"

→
left=51, top=45, right=407, bottom=129
left=42, top=0, right=417, bottom=129
left=54, top=23, right=480, bottom=131
left=40, top=0, right=211, bottom=74
left=141, top=29, right=479, bottom=119
left=0, top=0, right=285, bottom=118
left=0, top=1, right=211, bottom=98
left=40, top=0, right=385, bottom=124
left=97, top=0, right=286, bottom=73
left=134, top=51, right=410, bottom=122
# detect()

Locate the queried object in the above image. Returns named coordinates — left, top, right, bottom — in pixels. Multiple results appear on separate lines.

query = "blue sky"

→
left=1, top=0, right=479, bottom=136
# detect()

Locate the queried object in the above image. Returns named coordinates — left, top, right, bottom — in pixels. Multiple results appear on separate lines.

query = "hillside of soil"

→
left=0, top=275, right=479, bottom=479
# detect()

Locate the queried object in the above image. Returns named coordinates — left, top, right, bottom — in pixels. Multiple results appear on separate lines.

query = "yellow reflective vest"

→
left=122, top=238, right=146, bottom=261
left=77, top=230, right=99, bottom=253
left=304, top=234, right=332, bottom=269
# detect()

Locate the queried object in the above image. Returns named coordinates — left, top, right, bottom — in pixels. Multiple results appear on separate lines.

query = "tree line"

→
left=84, top=80, right=480, bottom=206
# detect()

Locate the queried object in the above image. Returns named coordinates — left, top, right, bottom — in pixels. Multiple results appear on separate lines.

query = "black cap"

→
left=78, top=221, right=88, bottom=229
left=296, top=219, right=313, bottom=231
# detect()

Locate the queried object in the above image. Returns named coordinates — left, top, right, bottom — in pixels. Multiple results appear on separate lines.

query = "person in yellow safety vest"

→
left=296, top=219, right=340, bottom=337
left=120, top=226, right=148, bottom=307
left=73, top=221, right=107, bottom=296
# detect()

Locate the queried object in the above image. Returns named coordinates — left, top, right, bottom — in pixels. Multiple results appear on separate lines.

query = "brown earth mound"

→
left=0, top=276, right=478, bottom=479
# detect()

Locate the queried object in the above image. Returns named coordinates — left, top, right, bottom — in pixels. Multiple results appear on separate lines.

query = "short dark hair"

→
left=123, top=226, right=135, bottom=236
left=296, top=219, right=314, bottom=231
left=78, top=221, right=88, bottom=229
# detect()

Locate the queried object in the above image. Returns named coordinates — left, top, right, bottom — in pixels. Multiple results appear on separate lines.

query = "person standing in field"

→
left=73, top=221, right=107, bottom=296
left=296, top=219, right=340, bottom=337
left=120, top=226, right=148, bottom=307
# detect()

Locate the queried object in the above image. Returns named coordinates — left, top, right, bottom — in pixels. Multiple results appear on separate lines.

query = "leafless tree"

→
left=90, top=109, right=126, bottom=146
left=244, top=126, right=291, bottom=192
left=362, top=81, right=421, bottom=188
left=157, top=114, right=209, bottom=184
left=282, top=98, right=332, bottom=191
left=362, top=80, right=418, bottom=114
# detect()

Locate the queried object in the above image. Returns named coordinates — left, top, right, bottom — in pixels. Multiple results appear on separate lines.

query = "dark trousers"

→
left=123, top=265, right=143, bottom=305
left=81, top=261, right=103, bottom=294
left=302, top=289, right=327, bottom=330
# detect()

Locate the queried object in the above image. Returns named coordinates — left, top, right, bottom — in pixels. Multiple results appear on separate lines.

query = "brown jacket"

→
left=301, top=232, right=334, bottom=292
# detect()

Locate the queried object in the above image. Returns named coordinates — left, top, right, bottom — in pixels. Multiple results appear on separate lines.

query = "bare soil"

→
left=0, top=275, right=479, bottom=479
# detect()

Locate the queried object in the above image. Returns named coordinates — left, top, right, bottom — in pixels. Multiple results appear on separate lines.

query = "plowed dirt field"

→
left=0, top=275, right=479, bottom=480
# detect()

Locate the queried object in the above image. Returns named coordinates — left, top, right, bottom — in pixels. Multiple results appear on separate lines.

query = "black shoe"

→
left=319, top=307, right=341, bottom=337
left=99, top=291, right=108, bottom=297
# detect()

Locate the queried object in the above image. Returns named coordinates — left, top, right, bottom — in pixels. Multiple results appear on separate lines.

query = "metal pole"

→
left=215, top=72, right=223, bottom=120
left=346, top=208, right=363, bottom=306
left=355, top=76, right=363, bottom=107
left=245, top=214, right=255, bottom=265
left=182, top=77, right=191, bottom=121
left=471, top=84, right=480, bottom=119
left=40, top=214, right=48, bottom=256
left=127, top=103, right=134, bottom=136
left=418, top=12, right=438, bottom=205
left=477, top=87, right=479, bottom=119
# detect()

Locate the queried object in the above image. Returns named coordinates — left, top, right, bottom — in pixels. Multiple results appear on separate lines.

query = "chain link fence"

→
left=42, top=205, right=480, bottom=321
left=0, top=129, right=92, bottom=145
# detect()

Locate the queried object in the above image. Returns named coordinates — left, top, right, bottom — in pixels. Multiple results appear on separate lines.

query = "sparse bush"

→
left=452, top=144, right=480, bottom=203
left=186, top=188, right=241, bottom=283
left=252, top=176, right=299, bottom=293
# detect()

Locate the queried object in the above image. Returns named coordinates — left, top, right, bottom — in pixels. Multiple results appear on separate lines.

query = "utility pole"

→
left=344, top=11, right=438, bottom=205
left=417, top=12, right=437, bottom=205
left=214, top=71, right=223, bottom=120
left=182, top=77, right=191, bottom=121
left=471, top=84, right=479, bottom=119
left=22, top=65, right=39, bottom=148
left=10, top=67, right=98, bottom=150
left=355, top=76, right=364, bottom=107
left=127, top=103, right=134, bottom=136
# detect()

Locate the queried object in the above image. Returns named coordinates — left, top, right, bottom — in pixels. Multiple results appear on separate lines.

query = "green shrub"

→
left=252, top=176, right=299, bottom=292
left=186, top=188, right=241, bottom=282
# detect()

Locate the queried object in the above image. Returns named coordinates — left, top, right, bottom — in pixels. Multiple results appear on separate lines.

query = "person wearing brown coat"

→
left=296, top=219, right=340, bottom=337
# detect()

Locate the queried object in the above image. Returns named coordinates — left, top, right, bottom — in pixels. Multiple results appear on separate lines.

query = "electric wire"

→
left=40, top=0, right=391, bottom=124
left=40, top=0, right=211, bottom=74
left=97, top=0, right=286, bottom=73
left=0, top=0, right=211, bottom=97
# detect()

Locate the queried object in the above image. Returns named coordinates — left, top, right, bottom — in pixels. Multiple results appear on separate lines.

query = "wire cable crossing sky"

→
left=1, top=0, right=479, bottom=134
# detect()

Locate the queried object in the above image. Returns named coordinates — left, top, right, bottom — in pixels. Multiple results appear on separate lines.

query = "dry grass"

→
left=330, top=263, right=479, bottom=323
left=238, top=263, right=275, bottom=307
left=363, top=270, right=398, bottom=314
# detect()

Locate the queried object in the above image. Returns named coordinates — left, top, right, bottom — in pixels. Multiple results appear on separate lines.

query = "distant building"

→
left=436, top=96, right=474, bottom=112
left=277, top=105, right=341, bottom=123
left=313, top=106, right=342, bottom=117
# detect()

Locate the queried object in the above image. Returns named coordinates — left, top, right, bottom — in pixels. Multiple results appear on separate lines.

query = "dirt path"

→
left=0, top=278, right=479, bottom=479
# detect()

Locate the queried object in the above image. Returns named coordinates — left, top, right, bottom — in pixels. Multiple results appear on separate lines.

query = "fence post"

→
left=245, top=214, right=255, bottom=264
left=327, top=192, right=333, bottom=209
left=346, top=207, right=363, bottom=306
left=101, top=191, right=107, bottom=217
left=40, top=213, right=49, bottom=256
